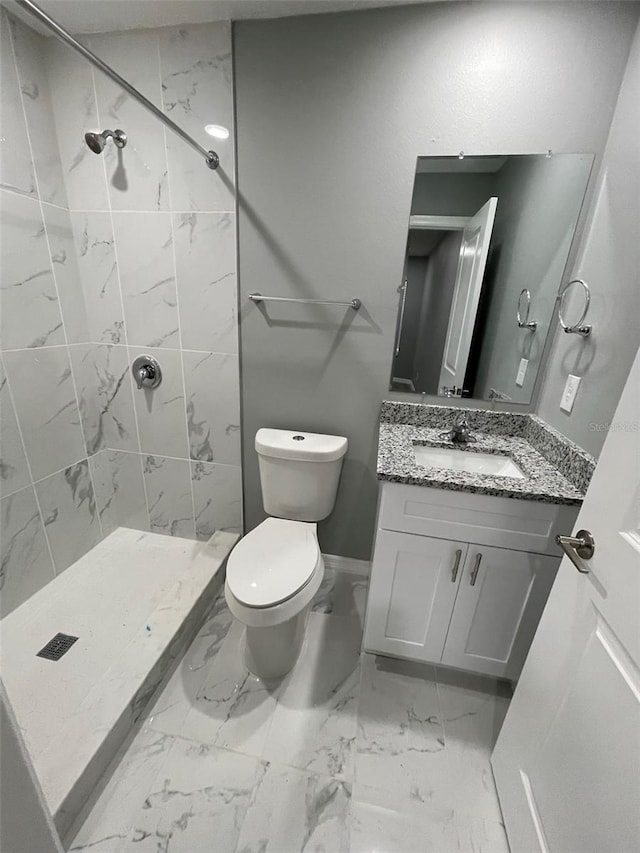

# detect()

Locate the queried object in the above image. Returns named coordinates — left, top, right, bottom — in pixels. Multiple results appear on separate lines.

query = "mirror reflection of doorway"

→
left=392, top=198, right=497, bottom=396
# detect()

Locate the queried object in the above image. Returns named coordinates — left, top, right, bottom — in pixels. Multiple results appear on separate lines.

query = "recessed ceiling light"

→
left=204, top=124, right=229, bottom=140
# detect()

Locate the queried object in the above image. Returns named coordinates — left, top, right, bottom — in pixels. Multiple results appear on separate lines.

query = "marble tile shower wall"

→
left=0, top=12, right=241, bottom=618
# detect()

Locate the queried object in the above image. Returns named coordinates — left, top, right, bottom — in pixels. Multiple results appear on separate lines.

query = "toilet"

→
left=225, top=428, right=348, bottom=679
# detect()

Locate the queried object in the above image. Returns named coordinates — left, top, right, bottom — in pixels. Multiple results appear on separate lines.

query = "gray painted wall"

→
left=235, top=2, right=637, bottom=559
left=536, top=20, right=640, bottom=457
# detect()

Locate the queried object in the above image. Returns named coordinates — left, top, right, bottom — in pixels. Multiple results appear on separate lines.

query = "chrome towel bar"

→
left=249, top=293, right=361, bottom=310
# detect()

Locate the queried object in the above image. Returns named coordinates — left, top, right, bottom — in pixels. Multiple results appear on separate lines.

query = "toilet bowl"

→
left=224, top=428, right=347, bottom=680
left=225, top=517, right=325, bottom=679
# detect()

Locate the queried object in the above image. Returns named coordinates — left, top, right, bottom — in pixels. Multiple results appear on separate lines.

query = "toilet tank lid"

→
left=255, top=428, right=348, bottom=462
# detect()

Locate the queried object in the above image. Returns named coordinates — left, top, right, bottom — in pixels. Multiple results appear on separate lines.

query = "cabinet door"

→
left=441, top=545, right=559, bottom=680
left=363, top=530, right=467, bottom=663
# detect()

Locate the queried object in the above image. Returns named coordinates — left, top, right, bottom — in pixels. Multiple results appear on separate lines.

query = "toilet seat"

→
left=226, top=518, right=320, bottom=608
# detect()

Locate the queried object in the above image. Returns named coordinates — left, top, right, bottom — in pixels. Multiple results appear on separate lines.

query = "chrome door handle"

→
left=470, top=553, right=482, bottom=586
left=555, top=529, right=595, bottom=574
left=451, top=549, right=462, bottom=583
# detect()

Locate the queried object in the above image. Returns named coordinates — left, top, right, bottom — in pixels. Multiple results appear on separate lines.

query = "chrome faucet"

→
left=441, top=385, right=468, bottom=398
left=440, top=416, right=476, bottom=444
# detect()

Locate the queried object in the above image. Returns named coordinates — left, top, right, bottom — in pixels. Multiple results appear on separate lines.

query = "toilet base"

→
left=242, top=605, right=309, bottom=679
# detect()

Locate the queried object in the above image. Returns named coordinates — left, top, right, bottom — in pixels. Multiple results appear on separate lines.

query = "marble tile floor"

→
left=68, top=567, right=511, bottom=853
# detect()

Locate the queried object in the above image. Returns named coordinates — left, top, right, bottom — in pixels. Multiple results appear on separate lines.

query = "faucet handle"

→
left=132, top=354, right=162, bottom=390
left=136, top=365, right=154, bottom=388
left=441, top=385, right=470, bottom=398
left=442, top=415, right=476, bottom=444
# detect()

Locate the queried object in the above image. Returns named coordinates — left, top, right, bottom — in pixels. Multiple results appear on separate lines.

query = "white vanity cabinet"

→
left=439, top=544, right=558, bottom=678
left=363, top=530, right=468, bottom=663
left=363, top=482, right=578, bottom=681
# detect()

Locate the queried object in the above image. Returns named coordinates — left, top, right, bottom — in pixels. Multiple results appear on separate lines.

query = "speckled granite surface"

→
left=378, top=402, right=596, bottom=505
left=524, top=415, right=595, bottom=494
left=380, top=401, right=529, bottom=436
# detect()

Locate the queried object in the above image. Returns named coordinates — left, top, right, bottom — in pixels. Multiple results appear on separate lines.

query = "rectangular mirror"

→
left=390, top=153, right=594, bottom=403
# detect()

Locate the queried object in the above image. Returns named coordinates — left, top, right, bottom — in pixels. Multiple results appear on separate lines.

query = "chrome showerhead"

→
left=84, top=131, right=105, bottom=154
left=84, top=128, right=127, bottom=155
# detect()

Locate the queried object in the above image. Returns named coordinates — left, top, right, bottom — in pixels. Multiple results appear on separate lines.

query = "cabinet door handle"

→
left=470, top=553, right=482, bottom=586
left=451, top=548, right=462, bottom=582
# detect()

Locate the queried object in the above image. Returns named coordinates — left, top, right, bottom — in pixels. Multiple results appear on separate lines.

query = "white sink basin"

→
left=413, top=444, right=525, bottom=479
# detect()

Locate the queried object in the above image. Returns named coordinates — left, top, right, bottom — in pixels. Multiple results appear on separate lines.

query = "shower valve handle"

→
left=136, top=365, right=154, bottom=386
left=132, top=355, right=162, bottom=390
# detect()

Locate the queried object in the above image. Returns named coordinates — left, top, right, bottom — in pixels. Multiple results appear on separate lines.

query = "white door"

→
left=438, top=196, right=498, bottom=394
left=441, top=545, right=559, bottom=680
left=363, top=530, right=467, bottom=663
left=492, top=347, right=640, bottom=853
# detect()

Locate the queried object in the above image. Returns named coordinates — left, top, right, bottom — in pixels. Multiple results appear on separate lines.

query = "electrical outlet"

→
left=560, top=374, right=581, bottom=413
left=516, top=358, right=528, bottom=387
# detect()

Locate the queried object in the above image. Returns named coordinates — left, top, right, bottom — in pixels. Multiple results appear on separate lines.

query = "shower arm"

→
left=11, top=0, right=220, bottom=170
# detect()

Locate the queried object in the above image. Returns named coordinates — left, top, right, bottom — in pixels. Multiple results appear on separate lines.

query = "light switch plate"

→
left=516, top=358, right=528, bottom=387
left=560, top=374, right=581, bottom=413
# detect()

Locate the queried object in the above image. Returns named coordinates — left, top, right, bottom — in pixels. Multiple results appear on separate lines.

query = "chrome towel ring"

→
left=558, top=279, right=592, bottom=337
left=517, top=289, right=538, bottom=330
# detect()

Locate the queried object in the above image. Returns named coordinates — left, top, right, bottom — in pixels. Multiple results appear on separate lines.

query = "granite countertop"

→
left=377, top=402, right=596, bottom=506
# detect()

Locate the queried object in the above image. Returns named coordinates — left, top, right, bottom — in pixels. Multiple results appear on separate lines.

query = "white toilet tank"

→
left=255, top=428, right=348, bottom=521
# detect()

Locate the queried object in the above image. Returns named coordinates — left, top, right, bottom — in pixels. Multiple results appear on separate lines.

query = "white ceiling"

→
left=5, top=0, right=439, bottom=35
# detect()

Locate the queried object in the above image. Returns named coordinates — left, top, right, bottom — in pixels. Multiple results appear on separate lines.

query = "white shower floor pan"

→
left=0, top=527, right=238, bottom=842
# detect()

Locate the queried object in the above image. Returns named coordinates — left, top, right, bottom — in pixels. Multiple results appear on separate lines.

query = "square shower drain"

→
left=36, top=633, right=79, bottom=661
